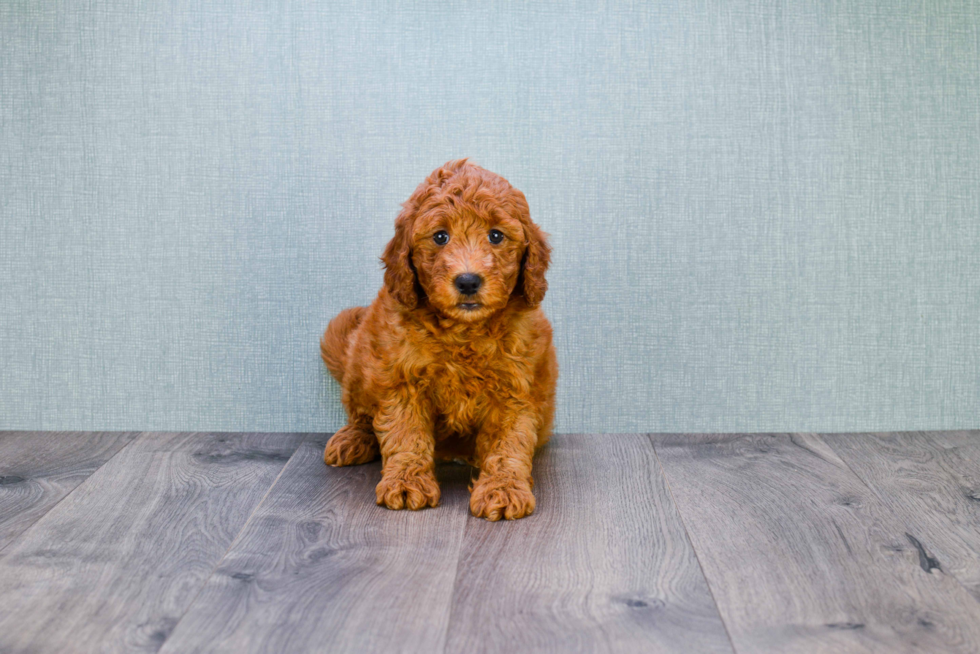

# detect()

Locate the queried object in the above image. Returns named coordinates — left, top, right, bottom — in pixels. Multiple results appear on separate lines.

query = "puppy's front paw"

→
left=470, top=475, right=535, bottom=521
left=324, top=425, right=379, bottom=467
left=376, top=470, right=440, bottom=510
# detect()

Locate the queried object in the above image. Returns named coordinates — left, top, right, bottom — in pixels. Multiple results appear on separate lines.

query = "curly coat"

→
left=320, top=159, right=557, bottom=520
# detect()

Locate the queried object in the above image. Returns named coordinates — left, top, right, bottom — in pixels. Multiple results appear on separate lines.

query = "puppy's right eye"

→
left=433, top=230, right=450, bottom=246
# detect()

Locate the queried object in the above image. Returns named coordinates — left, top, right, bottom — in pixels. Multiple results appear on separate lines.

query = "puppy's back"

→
left=321, top=306, right=366, bottom=383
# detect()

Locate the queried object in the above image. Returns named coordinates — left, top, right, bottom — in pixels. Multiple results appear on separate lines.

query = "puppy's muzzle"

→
left=454, top=273, right=483, bottom=296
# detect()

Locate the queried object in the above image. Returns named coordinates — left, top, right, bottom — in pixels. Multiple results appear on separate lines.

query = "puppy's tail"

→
left=320, top=306, right=366, bottom=383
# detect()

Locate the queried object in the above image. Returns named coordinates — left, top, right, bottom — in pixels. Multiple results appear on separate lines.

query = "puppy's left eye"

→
left=488, top=229, right=505, bottom=244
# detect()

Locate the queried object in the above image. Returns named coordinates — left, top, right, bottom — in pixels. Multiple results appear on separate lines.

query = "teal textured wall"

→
left=2, top=1, right=978, bottom=433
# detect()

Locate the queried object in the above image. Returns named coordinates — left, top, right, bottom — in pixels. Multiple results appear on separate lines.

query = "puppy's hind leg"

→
left=321, top=306, right=377, bottom=466
left=324, top=416, right=380, bottom=467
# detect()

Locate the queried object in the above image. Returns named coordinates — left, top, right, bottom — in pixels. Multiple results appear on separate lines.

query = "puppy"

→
left=320, top=159, right=557, bottom=521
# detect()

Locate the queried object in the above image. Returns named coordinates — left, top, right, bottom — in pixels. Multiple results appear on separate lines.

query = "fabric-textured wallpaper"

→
left=2, top=1, right=978, bottom=433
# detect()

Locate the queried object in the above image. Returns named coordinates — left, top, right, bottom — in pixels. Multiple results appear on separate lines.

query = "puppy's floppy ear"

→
left=518, top=211, right=551, bottom=308
left=381, top=206, right=419, bottom=308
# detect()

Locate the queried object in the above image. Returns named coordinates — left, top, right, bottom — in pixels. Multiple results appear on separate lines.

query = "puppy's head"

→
left=381, top=159, right=550, bottom=322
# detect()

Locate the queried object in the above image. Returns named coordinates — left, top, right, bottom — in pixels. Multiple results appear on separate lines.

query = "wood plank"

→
left=159, top=438, right=472, bottom=654
left=824, top=431, right=980, bottom=602
left=652, top=433, right=980, bottom=654
left=0, top=430, right=137, bottom=552
left=444, top=434, right=733, bottom=654
left=0, top=431, right=305, bottom=653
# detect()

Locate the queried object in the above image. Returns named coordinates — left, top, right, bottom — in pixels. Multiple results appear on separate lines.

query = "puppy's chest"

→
left=426, top=344, right=522, bottom=423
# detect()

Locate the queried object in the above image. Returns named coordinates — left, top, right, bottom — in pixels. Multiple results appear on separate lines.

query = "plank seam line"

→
left=157, top=435, right=307, bottom=652
left=434, top=503, right=473, bottom=654
left=816, top=434, right=887, bottom=501
left=0, top=431, right=142, bottom=557
left=647, top=434, right=741, bottom=654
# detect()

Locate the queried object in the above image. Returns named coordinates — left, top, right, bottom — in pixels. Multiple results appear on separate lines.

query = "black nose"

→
left=454, top=273, right=482, bottom=296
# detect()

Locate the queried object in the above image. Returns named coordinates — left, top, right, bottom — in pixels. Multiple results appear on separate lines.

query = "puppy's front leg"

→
left=470, top=411, right=538, bottom=521
left=373, top=395, right=440, bottom=510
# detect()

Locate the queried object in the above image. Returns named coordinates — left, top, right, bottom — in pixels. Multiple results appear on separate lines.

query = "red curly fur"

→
left=321, top=159, right=557, bottom=520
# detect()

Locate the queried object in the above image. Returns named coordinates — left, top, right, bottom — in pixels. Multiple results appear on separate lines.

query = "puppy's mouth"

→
left=457, top=302, right=482, bottom=311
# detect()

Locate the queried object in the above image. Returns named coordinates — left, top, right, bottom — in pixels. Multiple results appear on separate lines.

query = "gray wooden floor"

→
left=1, top=432, right=979, bottom=653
